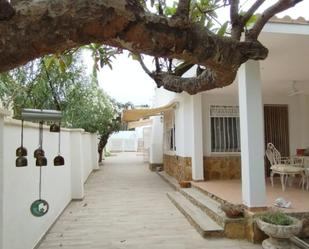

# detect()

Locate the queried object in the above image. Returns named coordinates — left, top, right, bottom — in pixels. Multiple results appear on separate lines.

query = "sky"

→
left=85, top=1, right=309, bottom=106
left=96, top=52, right=155, bottom=106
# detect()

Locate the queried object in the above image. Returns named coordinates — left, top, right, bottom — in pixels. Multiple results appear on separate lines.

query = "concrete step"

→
left=185, top=182, right=246, bottom=239
left=191, top=182, right=227, bottom=205
left=157, top=171, right=180, bottom=190
left=167, top=191, right=224, bottom=238
left=179, top=187, right=226, bottom=227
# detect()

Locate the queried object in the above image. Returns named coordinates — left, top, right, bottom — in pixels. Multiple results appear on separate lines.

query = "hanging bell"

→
left=54, top=155, right=65, bottom=166
left=36, top=156, right=47, bottom=166
left=34, top=148, right=45, bottom=158
left=16, top=156, right=28, bottom=167
left=16, top=146, right=27, bottom=157
left=50, top=123, right=60, bottom=133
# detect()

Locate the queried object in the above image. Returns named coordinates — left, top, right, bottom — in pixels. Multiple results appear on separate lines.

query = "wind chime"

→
left=15, top=109, right=65, bottom=217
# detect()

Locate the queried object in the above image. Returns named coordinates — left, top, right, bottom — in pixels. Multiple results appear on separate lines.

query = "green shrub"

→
left=259, top=212, right=294, bottom=226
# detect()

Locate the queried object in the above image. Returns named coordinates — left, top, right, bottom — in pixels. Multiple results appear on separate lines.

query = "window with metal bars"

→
left=210, top=105, right=241, bottom=153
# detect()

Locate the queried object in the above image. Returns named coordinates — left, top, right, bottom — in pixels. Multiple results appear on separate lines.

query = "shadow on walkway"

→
left=38, top=152, right=261, bottom=249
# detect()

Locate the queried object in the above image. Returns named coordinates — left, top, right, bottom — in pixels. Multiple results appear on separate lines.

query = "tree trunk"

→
left=98, top=134, right=109, bottom=163
left=0, top=0, right=268, bottom=93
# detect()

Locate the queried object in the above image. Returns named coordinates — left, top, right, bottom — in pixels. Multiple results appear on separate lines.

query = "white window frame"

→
left=209, top=105, right=241, bottom=155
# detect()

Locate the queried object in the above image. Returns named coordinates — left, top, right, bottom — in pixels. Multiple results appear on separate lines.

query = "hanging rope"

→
left=58, top=123, right=61, bottom=155
left=21, top=120, right=24, bottom=147
left=38, top=121, right=43, bottom=200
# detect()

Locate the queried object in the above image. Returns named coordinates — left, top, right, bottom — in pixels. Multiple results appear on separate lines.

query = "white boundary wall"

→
left=106, top=131, right=138, bottom=152
left=0, top=111, right=98, bottom=249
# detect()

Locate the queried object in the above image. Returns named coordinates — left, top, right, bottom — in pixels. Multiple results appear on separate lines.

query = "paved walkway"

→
left=38, top=153, right=261, bottom=249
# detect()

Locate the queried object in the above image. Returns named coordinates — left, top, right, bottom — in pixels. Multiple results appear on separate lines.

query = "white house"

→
left=123, top=16, right=309, bottom=210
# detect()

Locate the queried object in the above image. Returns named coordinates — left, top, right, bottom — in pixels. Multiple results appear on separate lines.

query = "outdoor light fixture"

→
left=54, top=125, right=65, bottom=166
left=35, top=122, right=47, bottom=167
left=17, top=108, right=64, bottom=217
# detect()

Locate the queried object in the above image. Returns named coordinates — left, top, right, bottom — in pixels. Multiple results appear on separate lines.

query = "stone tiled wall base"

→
left=244, top=217, right=267, bottom=243
left=291, top=213, right=309, bottom=238
left=163, top=154, right=192, bottom=181
left=203, top=156, right=241, bottom=180
left=224, top=220, right=246, bottom=239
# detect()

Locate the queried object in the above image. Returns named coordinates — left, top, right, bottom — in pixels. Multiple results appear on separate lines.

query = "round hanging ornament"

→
left=30, top=199, right=49, bottom=217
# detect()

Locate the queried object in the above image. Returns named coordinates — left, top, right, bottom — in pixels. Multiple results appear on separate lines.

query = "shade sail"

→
left=127, top=119, right=153, bottom=129
left=122, top=102, right=177, bottom=122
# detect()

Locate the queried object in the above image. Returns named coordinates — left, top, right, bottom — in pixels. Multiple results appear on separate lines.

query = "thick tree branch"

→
left=3, top=0, right=303, bottom=95
left=247, top=0, right=303, bottom=40
left=0, top=0, right=268, bottom=74
left=152, top=66, right=237, bottom=94
left=230, top=0, right=239, bottom=24
left=174, top=0, right=191, bottom=19
left=230, top=0, right=243, bottom=40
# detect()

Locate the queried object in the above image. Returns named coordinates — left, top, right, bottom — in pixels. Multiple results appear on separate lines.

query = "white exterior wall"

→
left=82, top=132, right=95, bottom=183
left=149, top=88, right=177, bottom=163
left=175, top=93, right=193, bottom=157
left=201, top=92, right=309, bottom=157
left=0, top=115, right=98, bottom=249
left=151, top=88, right=204, bottom=179
left=106, top=131, right=138, bottom=152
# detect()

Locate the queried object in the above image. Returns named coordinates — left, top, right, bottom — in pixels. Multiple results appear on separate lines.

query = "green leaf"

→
left=44, top=56, right=55, bottom=70
left=245, top=14, right=258, bottom=28
left=58, top=59, right=67, bottom=74
left=217, top=21, right=228, bottom=36
left=164, top=7, right=176, bottom=16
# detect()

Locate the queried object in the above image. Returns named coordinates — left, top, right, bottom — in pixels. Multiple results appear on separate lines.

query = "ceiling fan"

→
left=288, top=81, right=304, bottom=96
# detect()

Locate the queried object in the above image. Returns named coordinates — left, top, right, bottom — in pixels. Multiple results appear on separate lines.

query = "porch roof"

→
left=122, top=102, right=177, bottom=122
left=202, top=19, right=309, bottom=97
left=127, top=119, right=152, bottom=129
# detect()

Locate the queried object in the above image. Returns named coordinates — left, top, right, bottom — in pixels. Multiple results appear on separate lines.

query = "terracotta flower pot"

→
left=220, top=203, right=244, bottom=218
left=179, top=181, right=191, bottom=188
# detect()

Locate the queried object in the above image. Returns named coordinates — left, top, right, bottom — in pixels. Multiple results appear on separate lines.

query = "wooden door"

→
left=264, top=105, right=290, bottom=176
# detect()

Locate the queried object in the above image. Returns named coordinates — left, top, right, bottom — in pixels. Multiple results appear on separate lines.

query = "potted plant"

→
left=256, top=211, right=302, bottom=249
left=179, top=180, right=191, bottom=188
left=220, top=202, right=244, bottom=218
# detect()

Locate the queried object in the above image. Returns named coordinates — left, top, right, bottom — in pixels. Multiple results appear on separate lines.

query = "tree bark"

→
left=0, top=0, right=301, bottom=94
left=0, top=1, right=267, bottom=77
left=98, top=134, right=109, bottom=163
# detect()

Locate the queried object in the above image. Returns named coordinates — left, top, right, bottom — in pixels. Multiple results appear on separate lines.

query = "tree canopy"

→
left=0, top=52, right=123, bottom=161
left=0, top=0, right=303, bottom=94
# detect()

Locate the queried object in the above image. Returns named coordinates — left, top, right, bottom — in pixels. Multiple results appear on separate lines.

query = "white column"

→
left=149, top=116, right=163, bottom=164
left=299, top=95, right=309, bottom=148
left=191, top=94, right=204, bottom=181
left=70, top=130, right=85, bottom=200
left=0, top=109, right=9, bottom=249
left=238, top=60, right=266, bottom=207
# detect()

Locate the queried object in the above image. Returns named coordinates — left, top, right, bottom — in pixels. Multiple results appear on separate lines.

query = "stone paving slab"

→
left=38, top=152, right=262, bottom=249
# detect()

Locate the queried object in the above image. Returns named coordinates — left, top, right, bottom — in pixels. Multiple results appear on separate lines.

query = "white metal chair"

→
left=265, top=143, right=305, bottom=191
left=300, top=157, right=309, bottom=190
